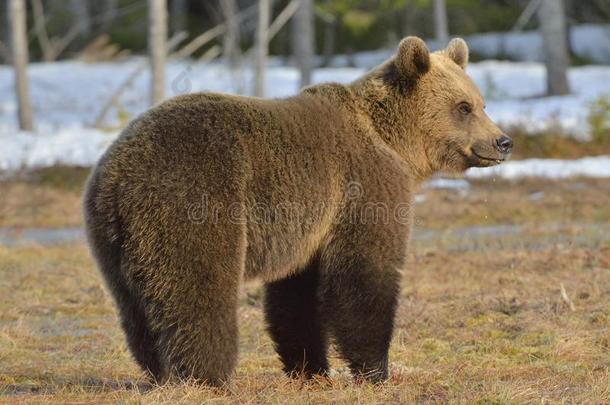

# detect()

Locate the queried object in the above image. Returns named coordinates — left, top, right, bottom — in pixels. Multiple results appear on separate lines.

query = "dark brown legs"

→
left=264, top=256, right=329, bottom=378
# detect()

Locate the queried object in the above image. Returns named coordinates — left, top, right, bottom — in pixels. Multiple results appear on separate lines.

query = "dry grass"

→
left=1, top=169, right=609, bottom=403
left=414, top=178, right=610, bottom=230
left=0, top=182, right=83, bottom=228
left=1, top=234, right=609, bottom=403
left=506, top=130, right=610, bottom=160
left=0, top=167, right=88, bottom=228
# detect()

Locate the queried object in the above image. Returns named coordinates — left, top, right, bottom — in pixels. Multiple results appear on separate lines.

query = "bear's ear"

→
left=444, top=38, right=469, bottom=69
left=395, top=36, right=430, bottom=79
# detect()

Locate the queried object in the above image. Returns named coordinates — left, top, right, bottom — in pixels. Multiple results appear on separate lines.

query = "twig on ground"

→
left=560, top=283, right=576, bottom=311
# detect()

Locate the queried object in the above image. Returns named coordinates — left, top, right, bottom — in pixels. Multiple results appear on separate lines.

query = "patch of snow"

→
left=414, top=194, right=427, bottom=203
left=528, top=191, right=545, bottom=201
left=466, top=156, right=610, bottom=179
left=0, top=127, right=117, bottom=171
left=426, top=178, right=471, bottom=190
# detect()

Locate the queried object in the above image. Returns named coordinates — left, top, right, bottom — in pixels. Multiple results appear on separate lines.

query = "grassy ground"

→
left=1, top=169, right=609, bottom=404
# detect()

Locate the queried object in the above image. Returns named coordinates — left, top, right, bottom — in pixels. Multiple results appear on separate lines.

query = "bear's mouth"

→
left=471, top=150, right=505, bottom=165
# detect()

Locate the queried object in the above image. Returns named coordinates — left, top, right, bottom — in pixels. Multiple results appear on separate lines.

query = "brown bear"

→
left=84, top=37, right=512, bottom=386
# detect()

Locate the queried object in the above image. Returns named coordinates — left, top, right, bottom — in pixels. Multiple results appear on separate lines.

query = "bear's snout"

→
left=495, top=135, right=513, bottom=154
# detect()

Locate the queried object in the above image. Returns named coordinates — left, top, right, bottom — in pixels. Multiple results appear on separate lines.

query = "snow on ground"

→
left=0, top=128, right=114, bottom=171
left=0, top=56, right=609, bottom=176
left=466, top=156, right=610, bottom=180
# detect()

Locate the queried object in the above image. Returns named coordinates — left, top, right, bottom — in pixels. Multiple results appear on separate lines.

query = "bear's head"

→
left=353, top=36, right=512, bottom=179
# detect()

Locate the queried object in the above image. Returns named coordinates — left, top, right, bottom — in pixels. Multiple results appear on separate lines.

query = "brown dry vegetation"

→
left=0, top=168, right=89, bottom=228
left=415, top=178, right=610, bottom=230
left=506, top=130, right=610, bottom=160
left=1, top=169, right=609, bottom=404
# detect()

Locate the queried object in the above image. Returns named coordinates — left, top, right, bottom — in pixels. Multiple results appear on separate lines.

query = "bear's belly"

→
left=243, top=203, right=336, bottom=282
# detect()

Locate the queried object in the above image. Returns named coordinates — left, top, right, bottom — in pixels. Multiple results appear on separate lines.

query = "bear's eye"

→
left=457, top=102, right=472, bottom=115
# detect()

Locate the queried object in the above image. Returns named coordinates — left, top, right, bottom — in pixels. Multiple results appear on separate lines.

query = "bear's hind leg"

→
left=264, top=255, right=329, bottom=378
left=115, top=279, right=164, bottom=380
left=84, top=195, right=163, bottom=379
left=140, top=230, right=245, bottom=387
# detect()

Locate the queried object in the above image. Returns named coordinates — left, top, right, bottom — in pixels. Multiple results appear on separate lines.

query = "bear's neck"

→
left=349, top=90, right=436, bottom=183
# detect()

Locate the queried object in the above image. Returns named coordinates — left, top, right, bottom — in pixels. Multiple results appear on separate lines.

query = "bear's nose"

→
left=495, top=135, right=513, bottom=153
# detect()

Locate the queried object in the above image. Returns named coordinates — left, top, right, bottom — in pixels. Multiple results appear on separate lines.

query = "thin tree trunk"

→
left=31, top=0, right=53, bottom=62
left=101, top=0, right=119, bottom=32
left=254, top=0, right=270, bottom=97
left=403, top=0, right=417, bottom=37
left=1, top=1, right=8, bottom=63
left=0, top=41, right=8, bottom=64
left=70, top=0, right=92, bottom=37
left=433, top=0, right=449, bottom=47
left=321, top=0, right=335, bottom=67
left=292, top=0, right=314, bottom=88
left=538, top=0, right=570, bottom=95
left=171, top=0, right=188, bottom=35
left=149, top=0, right=168, bottom=105
left=220, top=0, right=240, bottom=69
left=9, top=0, right=33, bottom=131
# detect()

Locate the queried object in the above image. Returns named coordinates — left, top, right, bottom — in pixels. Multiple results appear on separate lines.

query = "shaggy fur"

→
left=84, top=37, right=511, bottom=386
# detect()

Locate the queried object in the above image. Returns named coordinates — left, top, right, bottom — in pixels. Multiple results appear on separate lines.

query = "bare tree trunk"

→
left=171, top=0, right=188, bottom=35
left=31, top=0, right=50, bottom=60
left=101, top=0, right=119, bottom=32
left=321, top=23, right=335, bottom=67
left=9, top=0, right=33, bottom=131
left=538, top=0, right=570, bottom=95
left=254, top=0, right=270, bottom=97
left=32, top=0, right=82, bottom=62
left=320, top=0, right=336, bottom=67
left=403, top=0, right=418, bottom=37
left=0, top=1, right=8, bottom=63
left=149, top=0, right=168, bottom=105
left=220, top=0, right=240, bottom=69
left=292, top=0, right=314, bottom=88
left=70, top=0, right=92, bottom=37
left=433, top=0, right=449, bottom=47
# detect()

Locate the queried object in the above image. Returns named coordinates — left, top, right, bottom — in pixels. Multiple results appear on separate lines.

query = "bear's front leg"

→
left=264, top=254, right=329, bottom=378
left=318, top=189, right=410, bottom=383
left=319, top=245, right=403, bottom=383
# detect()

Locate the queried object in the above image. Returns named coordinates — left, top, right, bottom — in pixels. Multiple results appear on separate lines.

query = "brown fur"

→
left=84, top=37, right=510, bottom=386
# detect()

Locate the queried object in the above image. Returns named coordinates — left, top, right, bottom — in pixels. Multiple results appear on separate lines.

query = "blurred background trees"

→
left=3, top=0, right=610, bottom=129
left=2, top=0, right=609, bottom=64
left=538, top=0, right=570, bottom=95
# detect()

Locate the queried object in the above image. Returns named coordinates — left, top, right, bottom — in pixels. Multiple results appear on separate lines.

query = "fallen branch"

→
left=512, top=0, right=543, bottom=32
left=93, top=32, right=188, bottom=128
left=173, top=3, right=257, bottom=59
left=242, top=0, right=301, bottom=62
left=30, top=0, right=82, bottom=61
left=30, top=0, right=52, bottom=61
left=268, top=0, right=300, bottom=39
